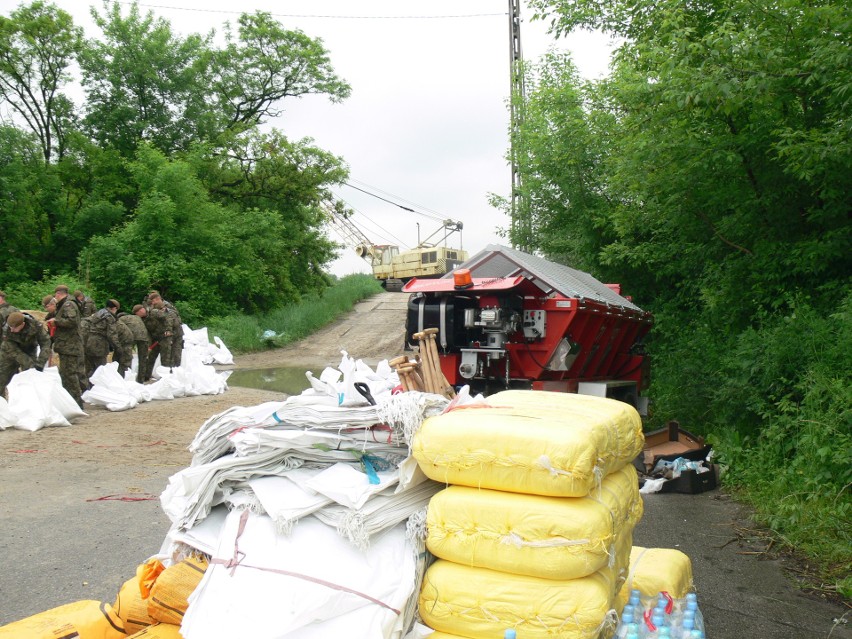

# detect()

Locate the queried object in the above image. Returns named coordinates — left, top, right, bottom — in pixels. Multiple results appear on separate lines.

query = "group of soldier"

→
left=0, top=285, right=184, bottom=409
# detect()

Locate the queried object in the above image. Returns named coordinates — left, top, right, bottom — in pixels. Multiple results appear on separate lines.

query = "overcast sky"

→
left=0, top=0, right=616, bottom=276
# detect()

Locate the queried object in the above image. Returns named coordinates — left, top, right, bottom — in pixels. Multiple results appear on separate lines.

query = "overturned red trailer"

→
left=403, top=245, right=653, bottom=413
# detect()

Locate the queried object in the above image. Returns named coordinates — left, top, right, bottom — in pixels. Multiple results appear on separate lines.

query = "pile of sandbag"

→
left=148, top=357, right=453, bottom=638
left=410, top=390, right=646, bottom=639
left=0, top=367, right=87, bottom=431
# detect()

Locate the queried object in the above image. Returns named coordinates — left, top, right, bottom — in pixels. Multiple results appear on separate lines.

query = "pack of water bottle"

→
left=616, top=589, right=706, bottom=638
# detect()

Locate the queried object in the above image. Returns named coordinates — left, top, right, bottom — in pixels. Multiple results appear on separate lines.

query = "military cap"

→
left=7, top=311, right=24, bottom=328
left=42, top=295, right=56, bottom=307
left=107, top=299, right=120, bottom=309
left=55, top=284, right=70, bottom=294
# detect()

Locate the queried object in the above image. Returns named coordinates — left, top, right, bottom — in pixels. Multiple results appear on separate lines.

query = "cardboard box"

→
left=634, top=421, right=712, bottom=474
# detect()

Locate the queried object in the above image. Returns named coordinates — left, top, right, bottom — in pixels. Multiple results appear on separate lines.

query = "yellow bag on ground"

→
left=126, top=622, right=184, bottom=638
left=114, top=564, right=156, bottom=635
left=427, top=465, right=643, bottom=580
left=419, top=559, right=619, bottom=639
left=618, top=546, right=694, bottom=606
left=147, top=555, right=208, bottom=624
left=0, top=600, right=125, bottom=639
left=413, top=390, right=643, bottom=497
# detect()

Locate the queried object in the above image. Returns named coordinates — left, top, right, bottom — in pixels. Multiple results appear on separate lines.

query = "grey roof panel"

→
left=451, top=244, right=644, bottom=312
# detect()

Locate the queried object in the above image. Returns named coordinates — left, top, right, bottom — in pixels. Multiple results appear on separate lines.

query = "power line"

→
left=117, top=2, right=506, bottom=20
left=342, top=182, right=449, bottom=223
left=348, top=178, right=448, bottom=221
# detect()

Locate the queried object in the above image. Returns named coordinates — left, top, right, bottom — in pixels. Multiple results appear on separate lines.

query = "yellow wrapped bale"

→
left=413, top=391, right=643, bottom=497
left=147, top=555, right=208, bottom=625
left=619, top=546, right=694, bottom=605
left=419, top=559, right=619, bottom=639
left=114, top=566, right=157, bottom=634
left=126, top=622, right=184, bottom=638
left=0, top=600, right=125, bottom=639
left=427, top=465, right=643, bottom=580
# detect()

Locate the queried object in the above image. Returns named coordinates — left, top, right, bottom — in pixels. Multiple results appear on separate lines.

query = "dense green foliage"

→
left=522, top=0, right=851, bottom=587
left=0, top=1, right=351, bottom=318
left=207, top=274, right=382, bottom=354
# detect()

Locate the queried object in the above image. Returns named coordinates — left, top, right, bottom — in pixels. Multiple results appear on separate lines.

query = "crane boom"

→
left=321, top=197, right=468, bottom=288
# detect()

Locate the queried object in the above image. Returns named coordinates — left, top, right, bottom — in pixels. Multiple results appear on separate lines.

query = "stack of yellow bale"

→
left=0, top=555, right=207, bottom=639
left=412, top=390, right=645, bottom=639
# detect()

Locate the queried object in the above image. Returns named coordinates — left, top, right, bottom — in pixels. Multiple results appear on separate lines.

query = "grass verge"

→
left=205, top=274, right=383, bottom=353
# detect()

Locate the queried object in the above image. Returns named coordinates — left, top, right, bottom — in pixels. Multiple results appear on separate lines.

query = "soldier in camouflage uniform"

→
left=0, top=290, right=19, bottom=326
left=141, top=300, right=168, bottom=380
left=73, top=290, right=96, bottom=318
left=0, top=311, right=51, bottom=399
left=112, top=303, right=136, bottom=378
left=84, top=299, right=119, bottom=379
left=148, top=291, right=184, bottom=368
left=123, top=305, right=151, bottom=383
left=43, top=285, right=84, bottom=408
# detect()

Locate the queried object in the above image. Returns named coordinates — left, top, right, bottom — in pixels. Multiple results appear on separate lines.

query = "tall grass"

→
left=206, top=274, right=383, bottom=353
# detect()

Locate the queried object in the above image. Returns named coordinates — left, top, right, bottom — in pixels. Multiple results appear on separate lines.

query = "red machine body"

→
left=403, top=245, right=653, bottom=409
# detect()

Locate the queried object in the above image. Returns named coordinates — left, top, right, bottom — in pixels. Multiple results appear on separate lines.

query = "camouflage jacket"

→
left=118, top=313, right=149, bottom=343
left=0, top=302, right=20, bottom=326
left=142, top=307, right=168, bottom=342
left=0, top=314, right=51, bottom=369
left=78, top=296, right=96, bottom=318
left=113, top=316, right=134, bottom=348
left=85, top=308, right=118, bottom=356
left=50, top=297, right=84, bottom=356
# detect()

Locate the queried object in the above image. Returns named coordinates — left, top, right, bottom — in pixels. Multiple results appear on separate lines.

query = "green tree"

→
left=0, top=124, right=59, bottom=281
left=79, top=2, right=351, bottom=158
left=213, top=11, right=351, bottom=132
left=0, top=0, right=83, bottom=162
left=524, top=0, right=851, bottom=323
left=80, top=145, right=335, bottom=321
left=78, top=0, right=214, bottom=158
left=193, top=129, right=348, bottom=293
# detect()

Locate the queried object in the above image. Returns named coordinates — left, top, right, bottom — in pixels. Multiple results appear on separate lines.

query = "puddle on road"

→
left=227, top=367, right=312, bottom=396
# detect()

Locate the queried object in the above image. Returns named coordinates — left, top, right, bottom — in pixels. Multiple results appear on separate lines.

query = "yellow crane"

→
left=323, top=198, right=467, bottom=291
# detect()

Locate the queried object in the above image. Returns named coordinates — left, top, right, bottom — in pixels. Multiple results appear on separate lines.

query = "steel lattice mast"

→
left=508, top=0, right=530, bottom=251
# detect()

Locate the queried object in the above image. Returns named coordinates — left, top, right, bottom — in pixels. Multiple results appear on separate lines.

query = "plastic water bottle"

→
left=629, top=589, right=643, bottom=608
left=689, top=631, right=705, bottom=639
left=685, top=599, right=705, bottom=633
left=617, top=612, right=636, bottom=638
left=677, top=615, right=696, bottom=639
left=649, top=613, right=667, bottom=636
left=504, top=630, right=517, bottom=639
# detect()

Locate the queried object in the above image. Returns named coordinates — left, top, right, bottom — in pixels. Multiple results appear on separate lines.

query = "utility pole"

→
left=508, top=0, right=530, bottom=252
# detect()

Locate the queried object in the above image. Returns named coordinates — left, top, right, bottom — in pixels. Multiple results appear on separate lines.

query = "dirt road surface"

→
left=1, top=292, right=848, bottom=637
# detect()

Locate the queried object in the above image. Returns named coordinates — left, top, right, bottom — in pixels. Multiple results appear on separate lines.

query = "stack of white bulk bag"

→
left=412, top=390, right=645, bottom=639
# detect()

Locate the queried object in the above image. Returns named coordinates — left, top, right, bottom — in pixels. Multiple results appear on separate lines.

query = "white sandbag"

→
left=82, top=362, right=139, bottom=411
left=180, top=510, right=418, bottom=639
left=7, top=368, right=86, bottom=431
left=0, top=396, right=18, bottom=429
left=211, top=335, right=233, bottom=365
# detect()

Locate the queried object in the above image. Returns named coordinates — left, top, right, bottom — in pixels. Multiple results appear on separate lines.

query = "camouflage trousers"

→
left=135, top=340, right=150, bottom=383
left=57, top=353, right=83, bottom=408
